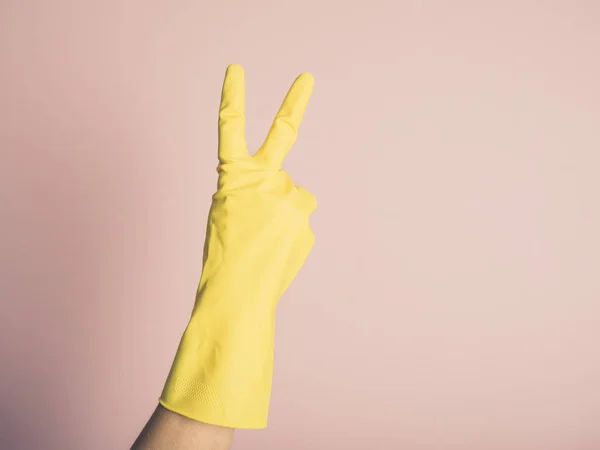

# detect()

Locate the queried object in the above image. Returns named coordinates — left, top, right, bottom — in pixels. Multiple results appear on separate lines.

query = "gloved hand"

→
left=159, top=64, right=317, bottom=429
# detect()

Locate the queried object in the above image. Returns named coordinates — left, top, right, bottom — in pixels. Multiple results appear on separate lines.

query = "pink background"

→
left=1, top=1, right=599, bottom=449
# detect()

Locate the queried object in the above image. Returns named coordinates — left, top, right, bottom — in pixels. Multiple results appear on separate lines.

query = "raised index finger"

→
left=218, top=64, right=248, bottom=161
left=255, top=72, right=314, bottom=167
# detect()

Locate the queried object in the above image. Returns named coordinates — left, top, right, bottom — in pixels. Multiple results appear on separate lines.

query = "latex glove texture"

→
left=159, top=64, right=316, bottom=428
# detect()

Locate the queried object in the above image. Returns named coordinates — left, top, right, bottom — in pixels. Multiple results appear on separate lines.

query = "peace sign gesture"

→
left=218, top=63, right=314, bottom=168
left=213, top=63, right=317, bottom=228
left=160, top=64, right=318, bottom=429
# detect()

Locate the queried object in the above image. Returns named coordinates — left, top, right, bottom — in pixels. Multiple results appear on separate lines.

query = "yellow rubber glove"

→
left=159, top=64, right=316, bottom=429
